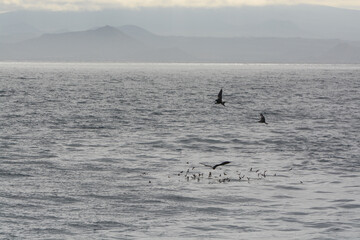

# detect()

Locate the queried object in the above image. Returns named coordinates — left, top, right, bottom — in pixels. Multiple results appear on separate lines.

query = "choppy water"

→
left=1, top=62, right=359, bottom=239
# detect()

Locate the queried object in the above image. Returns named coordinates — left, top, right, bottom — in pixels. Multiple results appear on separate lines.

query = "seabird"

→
left=258, top=113, right=268, bottom=124
left=215, top=89, right=226, bottom=106
left=201, top=161, right=231, bottom=170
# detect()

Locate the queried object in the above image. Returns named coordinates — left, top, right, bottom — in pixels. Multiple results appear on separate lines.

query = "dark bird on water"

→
left=201, top=161, right=231, bottom=169
left=215, top=89, right=226, bottom=106
left=258, top=113, right=268, bottom=124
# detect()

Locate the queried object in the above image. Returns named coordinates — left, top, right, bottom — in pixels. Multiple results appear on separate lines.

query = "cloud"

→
left=1, top=0, right=360, bottom=12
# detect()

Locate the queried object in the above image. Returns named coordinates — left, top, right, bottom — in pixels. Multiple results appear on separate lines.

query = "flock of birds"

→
left=173, top=163, right=276, bottom=184
left=202, top=88, right=271, bottom=183
left=145, top=88, right=285, bottom=185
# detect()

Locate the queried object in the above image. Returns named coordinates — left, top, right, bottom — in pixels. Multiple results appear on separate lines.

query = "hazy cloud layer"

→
left=1, top=0, right=360, bottom=11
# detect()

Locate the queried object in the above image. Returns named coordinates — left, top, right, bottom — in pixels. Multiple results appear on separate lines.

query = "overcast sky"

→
left=1, top=0, right=360, bottom=12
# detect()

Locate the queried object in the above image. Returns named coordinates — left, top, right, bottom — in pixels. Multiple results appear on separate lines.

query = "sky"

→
left=1, top=0, right=360, bottom=12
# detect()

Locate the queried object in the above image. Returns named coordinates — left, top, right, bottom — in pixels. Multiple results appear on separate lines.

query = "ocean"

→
left=0, top=62, right=359, bottom=239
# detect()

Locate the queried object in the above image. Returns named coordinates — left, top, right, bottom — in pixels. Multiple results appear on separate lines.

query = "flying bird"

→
left=215, top=88, right=226, bottom=106
left=258, top=113, right=268, bottom=124
left=201, top=161, right=231, bottom=169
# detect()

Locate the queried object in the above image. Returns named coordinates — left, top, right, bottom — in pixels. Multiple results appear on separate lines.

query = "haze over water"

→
left=1, top=62, right=359, bottom=239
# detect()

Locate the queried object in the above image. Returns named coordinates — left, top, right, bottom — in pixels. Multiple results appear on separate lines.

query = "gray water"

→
left=0, top=62, right=359, bottom=239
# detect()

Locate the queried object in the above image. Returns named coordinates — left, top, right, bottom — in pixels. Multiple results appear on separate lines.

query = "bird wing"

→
left=217, top=89, right=223, bottom=101
left=259, top=114, right=265, bottom=122
left=213, top=161, right=231, bottom=169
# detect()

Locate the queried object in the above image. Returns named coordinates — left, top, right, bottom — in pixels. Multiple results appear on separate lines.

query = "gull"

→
left=215, top=89, right=226, bottom=106
left=201, top=161, right=231, bottom=170
left=258, top=113, right=268, bottom=124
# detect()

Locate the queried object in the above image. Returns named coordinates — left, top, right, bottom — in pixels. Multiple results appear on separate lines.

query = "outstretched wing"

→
left=260, top=113, right=265, bottom=122
left=212, top=161, right=231, bottom=169
left=217, top=89, right=223, bottom=101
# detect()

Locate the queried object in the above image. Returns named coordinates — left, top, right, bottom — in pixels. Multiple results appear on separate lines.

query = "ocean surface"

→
left=0, top=62, right=359, bottom=239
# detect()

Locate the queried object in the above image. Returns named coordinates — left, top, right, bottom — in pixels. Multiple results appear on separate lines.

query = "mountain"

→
left=1, top=25, right=360, bottom=63
left=0, top=26, right=192, bottom=62
left=119, top=25, right=360, bottom=63
left=1, top=26, right=138, bottom=61
left=1, top=5, right=360, bottom=41
left=118, top=25, right=182, bottom=49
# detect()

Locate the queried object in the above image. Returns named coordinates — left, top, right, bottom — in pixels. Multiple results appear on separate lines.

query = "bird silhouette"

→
left=215, top=89, right=226, bottom=106
left=258, top=113, right=268, bottom=124
left=201, top=161, right=231, bottom=169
